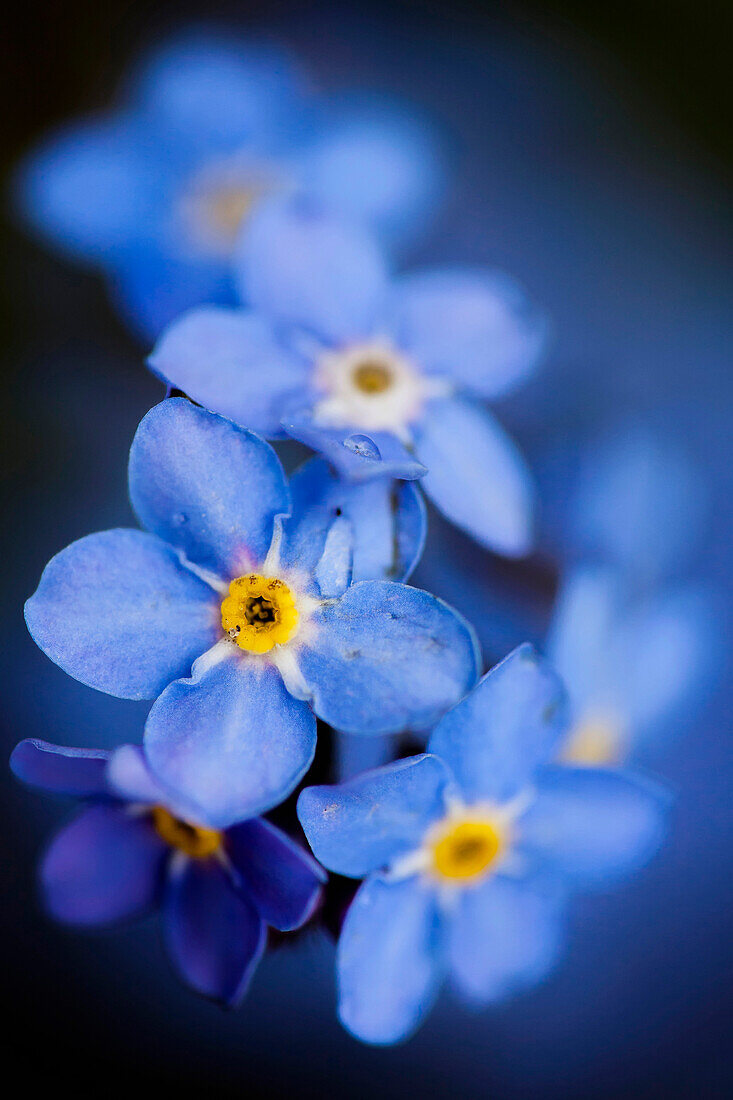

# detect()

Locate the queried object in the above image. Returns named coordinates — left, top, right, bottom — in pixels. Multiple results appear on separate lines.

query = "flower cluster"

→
left=11, top=28, right=713, bottom=1047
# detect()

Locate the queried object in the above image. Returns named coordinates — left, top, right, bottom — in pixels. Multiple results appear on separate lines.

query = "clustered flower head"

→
left=11, top=26, right=711, bottom=1047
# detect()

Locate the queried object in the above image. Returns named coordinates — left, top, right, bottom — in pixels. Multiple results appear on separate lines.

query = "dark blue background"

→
left=2, top=3, right=731, bottom=1095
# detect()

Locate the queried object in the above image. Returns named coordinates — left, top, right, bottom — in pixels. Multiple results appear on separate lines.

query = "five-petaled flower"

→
left=298, top=644, right=668, bottom=1044
left=24, top=398, right=479, bottom=825
left=10, top=738, right=325, bottom=1005
left=16, top=30, right=444, bottom=338
left=150, top=197, right=547, bottom=556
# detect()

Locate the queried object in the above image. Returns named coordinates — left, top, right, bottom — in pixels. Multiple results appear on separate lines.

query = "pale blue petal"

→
left=283, top=413, right=426, bottom=483
left=428, top=644, right=568, bottom=803
left=388, top=268, right=547, bottom=398
left=314, top=516, right=353, bottom=597
left=280, top=457, right=426, bottom=587
left=25, top=528, right=219, bottom=700
left=10, top=739, right=110, bottom=799
left=144, top=650, right=317, bottom=828
left=235, top=196, right=389, bottom=345
left=298, top=581, right=480, bottom=735
left=106, top=744, right=210, bottom=824
left=518, top=766, right=670, bottom=885
left=128, top=398, right=289, bottom=579
left=338, top=874, right=444, bottom=1045
left=416, top=397, right=534, bottom=556
left=297, top=754, right=451, bottom=877
left=448, top=875, right=564, bottom=1004
left=148, top=308, right=309, bottom=436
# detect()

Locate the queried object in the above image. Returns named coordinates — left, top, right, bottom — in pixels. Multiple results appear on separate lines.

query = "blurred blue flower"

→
left=298, top=644, right=668, bottom=1044
left=548, top=566, right=716, bottom=766
left=25, top=398, right=478, bottom=825
left=15, top=29, right=445, bottom=338
left=11, top=738, right=325, bottom=1004
left=151, top=197, right=547, bottom=554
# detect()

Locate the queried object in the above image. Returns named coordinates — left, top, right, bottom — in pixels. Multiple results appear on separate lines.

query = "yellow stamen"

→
left=430, top=818, right=504, bottom=881
left=352, top=361, right=392, bottom=395
left=152, top=806, right=222, bottom=859
left=220, top=573, right=299, bottom=654
left=561, top=716, right=622, bottom=765
left=205, top=186, right=258, bottom=239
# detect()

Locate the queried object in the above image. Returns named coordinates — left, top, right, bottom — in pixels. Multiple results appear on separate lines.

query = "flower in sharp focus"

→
left=548, top=566, right=717, bottom=766
left=298, top=643, right=668, bottom=1044
left=15, top=29, right=444, bottom=339
left=10, top=739, right=325, bottom=1005
left=150, top=197, right=547, bottom=555
left=24, top=398, right=479, bottom=825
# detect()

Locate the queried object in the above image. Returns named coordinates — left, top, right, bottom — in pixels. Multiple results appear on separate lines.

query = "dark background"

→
left=2, top=2, right=731, bottom=1096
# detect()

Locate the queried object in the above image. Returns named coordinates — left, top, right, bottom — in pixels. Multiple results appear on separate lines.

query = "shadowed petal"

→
left=283, top=413, right=426, bottom=483
left=129, top=398, right=290, bottom=579
left=41, top=804, right=167, bottom=925
left=25, top=528, right=219, bottom=700
left=226, top=818, right=325, bottom=930
left=163, top=857, right=266, bottom=1006
left=298, top=580, right=479, bottom=735
left=10, top=739, right=110, bottom=799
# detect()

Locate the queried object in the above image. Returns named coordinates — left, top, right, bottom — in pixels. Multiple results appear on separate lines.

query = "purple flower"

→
left=11, top=738, right=325, bottom=1006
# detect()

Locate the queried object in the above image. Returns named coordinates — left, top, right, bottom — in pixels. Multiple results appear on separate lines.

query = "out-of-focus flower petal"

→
left=25, top=528, right=219, bottom=700
left=282, top=413, right=427, bottom=483
left=10, top=739, right=110, bottom=799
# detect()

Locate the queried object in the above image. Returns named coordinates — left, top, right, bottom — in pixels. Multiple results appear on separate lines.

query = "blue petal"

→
left=133, top=32, right=311, bottom=153
left=10, top=739, right=110, bottom=799
left=283, top=413, right=426, bottom=483
left=416, top=397, right=534, bottom=556
left=313, top=516, right=353, bottom=598
left=148, top=308, right=309, bottom=436
left=14, top=115, right=166, bottom=262
left=448, top=875, right=564, bottom=1004
left=518, top=766, right=670, bottom=885
left=25, top=528, right=219, bottom=700
left=298, top=580, right=480, bottom=734
left=335, top=731, right=400, bottom=782
left=338, top=874, right=444, bottom=1045
left=162, top=857, right=266, bottom=1006
left=128, top=399, right=289, bottom=579
left=428, top=644, right=568, bottom=803
left=280, top=457, right=426, bottom=586
left=144, top=651, right=317, bottom=827
left=297, top=754, right=451, bottom=877
left=225, top=817, right=325, bottom=931
left=235, top=196, right=389, bottom=345
left=41, top=804, right=166, bottom=925
left=388, top=268, right=547, bottom=398
left=300, top=95, right=445, bottom=249
left=106, top=744, right=210, bottom=823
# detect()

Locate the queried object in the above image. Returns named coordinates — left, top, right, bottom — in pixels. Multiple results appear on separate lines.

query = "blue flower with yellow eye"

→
left=24, top=398, right=478, bottom=826
left=15, top=29, right=444, bottom=339
left=298, top=644, right=668, bottom=1045
left=10, top=738, right=325, bottom=1005
left=150, top=197, right=547, bottom=555
left=548, top=566, right=716, bottom=766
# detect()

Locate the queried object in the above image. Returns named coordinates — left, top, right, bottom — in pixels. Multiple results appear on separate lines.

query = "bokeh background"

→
left=2, top=2, right=731, bottom=1095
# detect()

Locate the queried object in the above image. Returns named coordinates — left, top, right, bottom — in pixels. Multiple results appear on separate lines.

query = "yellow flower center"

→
left=204, top=185, right=259, bottom=240
left=561, top=715, right=622, bottom=765
left=430, top=818, right=504, bottom=881
left=352, top=361, right=393, bottom=395
left=152, top=806, right=222, bottom=859
left=220, top=573, right=299, bottom=654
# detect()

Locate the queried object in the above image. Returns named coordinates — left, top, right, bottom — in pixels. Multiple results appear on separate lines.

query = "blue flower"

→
left=548, top=566, right=717, bottom=766
left=150, top=197, right=547, bottom=554
left=15, top=29, right=445, bottom=338
left=298, top=644, right=668, bottom=1044
left=25, top=398, right=478, bottom=825
left=10, top=738, right=325, bottom=1005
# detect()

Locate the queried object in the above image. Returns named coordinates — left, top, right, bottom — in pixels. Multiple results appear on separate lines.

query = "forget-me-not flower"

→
left=11, top=738, right=325, bottom=1005
left=151, top=197, right=547, bottom=554
left=16, top=30, right=444, bottom=338
left=298, top=644, right=668, bottom=1044
left=548, top=566, right=715, bottom=766
left=25, top=398, right=478, bottom=825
